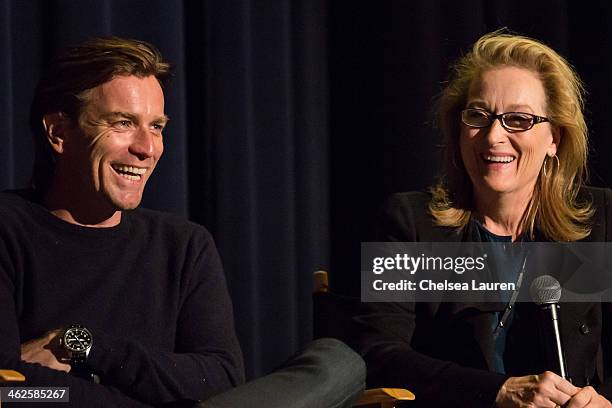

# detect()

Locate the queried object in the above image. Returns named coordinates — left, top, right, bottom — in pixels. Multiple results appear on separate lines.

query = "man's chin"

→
left=116, top=200, right=142, bottom=211
left=108, top=193, right=143, bottom=211
left=119, top=203, right=140, bottom=210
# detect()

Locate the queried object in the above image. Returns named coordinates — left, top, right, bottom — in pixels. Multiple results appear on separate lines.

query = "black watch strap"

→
left=61, top=324, right=94, bottom=380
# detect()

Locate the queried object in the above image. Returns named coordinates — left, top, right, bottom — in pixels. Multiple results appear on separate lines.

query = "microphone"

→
left=529, top=275, right=569, bottom=380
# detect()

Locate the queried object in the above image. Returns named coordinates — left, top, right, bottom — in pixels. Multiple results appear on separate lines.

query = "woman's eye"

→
left=470, top=111, right=488, bottom=120
left=465, top=109, right=490, bottom=124
left=504, top=114, right=532, bottom=128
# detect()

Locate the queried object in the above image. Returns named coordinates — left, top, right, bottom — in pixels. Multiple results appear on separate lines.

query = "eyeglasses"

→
left=461, top=108, right=549, bottom=132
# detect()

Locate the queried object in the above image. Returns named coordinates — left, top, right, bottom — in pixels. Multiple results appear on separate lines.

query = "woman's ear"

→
left=42, top=113, right=69, bottom=154
left=547, top=126, right=561, bottom=157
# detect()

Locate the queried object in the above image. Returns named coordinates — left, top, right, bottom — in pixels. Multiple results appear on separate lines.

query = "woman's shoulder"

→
left=579, top=185, right=612, bottom=205
left=578, top=186, right=612, bottom=241
left=376, top=191, right=459, bottom=241
left=382, top=191, right=431, bottom=215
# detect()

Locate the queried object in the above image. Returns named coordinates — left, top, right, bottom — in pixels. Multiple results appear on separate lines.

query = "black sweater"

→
left=0, top=191, right=244, bottom=406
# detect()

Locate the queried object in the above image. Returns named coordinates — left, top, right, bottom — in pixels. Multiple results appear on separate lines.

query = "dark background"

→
left=1, top=0, right=611, bottom=379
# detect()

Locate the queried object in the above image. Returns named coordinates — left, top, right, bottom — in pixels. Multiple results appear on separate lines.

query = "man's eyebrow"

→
left=100, top=112, right=169, bottom=124
left=154, top=115, right=170, bottom=124
left=100, top=111, right=138, bottom=121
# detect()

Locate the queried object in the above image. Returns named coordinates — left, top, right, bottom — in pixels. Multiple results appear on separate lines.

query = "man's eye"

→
left=114, top=120, right=132, bottom=128
left=152, top=124, right=165, bottom=132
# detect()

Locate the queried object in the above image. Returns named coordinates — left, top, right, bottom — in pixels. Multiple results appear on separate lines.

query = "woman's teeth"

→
left=484, top=155, right=515, bottom=163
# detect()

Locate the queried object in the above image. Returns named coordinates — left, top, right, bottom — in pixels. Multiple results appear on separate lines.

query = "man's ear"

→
left=42, top=113, right=69, bottom=154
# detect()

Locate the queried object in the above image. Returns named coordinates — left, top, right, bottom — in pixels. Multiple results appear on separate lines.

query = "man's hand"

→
left=496, top=371, right=612, bottom=408
left=21, top=329, right=71, bottom=372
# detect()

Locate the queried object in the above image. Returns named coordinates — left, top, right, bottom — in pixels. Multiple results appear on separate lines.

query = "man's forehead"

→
left=84, top=75, right=166, bottom=116
left=93, top=75, right=164, bottom=97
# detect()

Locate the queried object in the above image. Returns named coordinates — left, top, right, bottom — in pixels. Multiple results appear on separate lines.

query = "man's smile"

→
left=110, top=163, right=148, bottom=181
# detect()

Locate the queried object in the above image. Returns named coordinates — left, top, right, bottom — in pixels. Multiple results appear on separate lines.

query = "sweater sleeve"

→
left=84, top=230, right=245, bottom=405
left=0, top=253, right=150, bottom=407
left=357, top=193, right=508, bottom=408
left=0, top=217, right=244, bottom=407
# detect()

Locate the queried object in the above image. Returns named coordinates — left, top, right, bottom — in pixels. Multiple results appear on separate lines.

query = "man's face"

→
left=60, top=75, right=167, bottom=211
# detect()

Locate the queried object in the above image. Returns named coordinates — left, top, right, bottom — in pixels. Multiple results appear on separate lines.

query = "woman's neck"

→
left=474, top=189, right=533, bottom=241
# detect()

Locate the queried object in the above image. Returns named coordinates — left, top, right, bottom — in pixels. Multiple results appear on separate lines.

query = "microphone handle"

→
left=545, top=303, right=569, bottom=380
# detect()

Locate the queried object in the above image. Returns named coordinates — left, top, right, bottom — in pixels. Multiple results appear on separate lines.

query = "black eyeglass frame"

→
left=461, top=108, right=550, bottom=132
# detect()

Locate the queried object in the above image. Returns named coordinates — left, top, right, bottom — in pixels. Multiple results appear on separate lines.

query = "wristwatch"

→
left=60, top=324, right=93, bottom=371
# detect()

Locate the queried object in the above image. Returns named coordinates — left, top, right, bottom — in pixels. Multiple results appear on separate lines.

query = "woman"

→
left=358, top=30, right=612, bottom=408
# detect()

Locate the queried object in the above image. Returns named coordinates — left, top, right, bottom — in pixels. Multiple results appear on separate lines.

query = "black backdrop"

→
left=2, top=0, right=612, bottom=380
left=330, top=0, right=612, bottom=295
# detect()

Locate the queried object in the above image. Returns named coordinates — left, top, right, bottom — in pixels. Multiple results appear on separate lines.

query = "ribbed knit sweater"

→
left=0, top=190, right=244, bottom=407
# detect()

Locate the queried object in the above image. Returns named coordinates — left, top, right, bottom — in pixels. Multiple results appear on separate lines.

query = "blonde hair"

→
left=431, top=29, right=593, bottom=241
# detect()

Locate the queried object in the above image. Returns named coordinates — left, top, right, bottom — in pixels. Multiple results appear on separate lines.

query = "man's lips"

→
left=111, top=164, right=148, bottom=181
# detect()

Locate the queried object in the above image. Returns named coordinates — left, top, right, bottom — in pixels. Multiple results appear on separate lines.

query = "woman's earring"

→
left=543, top=154, right=559, bottom=178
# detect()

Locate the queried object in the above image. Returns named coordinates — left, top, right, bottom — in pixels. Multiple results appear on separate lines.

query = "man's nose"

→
left=129, top=127, right=155, bottom=159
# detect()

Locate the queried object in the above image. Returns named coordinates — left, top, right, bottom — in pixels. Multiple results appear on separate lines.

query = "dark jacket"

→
left=357, top=186, right=612, bottom=408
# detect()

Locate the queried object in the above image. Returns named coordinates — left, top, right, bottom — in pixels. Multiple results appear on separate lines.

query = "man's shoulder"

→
left=0, top=189, right=34, bottom=202
left=0, top=189, right=38, bottom=216
left=129, top=207, right=214, bottom=241
left=127, top=209, right=221, bottom=267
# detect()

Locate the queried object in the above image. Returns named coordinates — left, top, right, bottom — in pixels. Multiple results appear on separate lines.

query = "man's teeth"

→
left=120, top=174, right=140, bottom=180
left=484, top=155, right=515, bottom=163
left=112, top=165, right=147, bottom=180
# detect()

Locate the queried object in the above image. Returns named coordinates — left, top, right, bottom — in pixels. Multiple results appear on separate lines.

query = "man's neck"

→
left=47, top=207, right=122, bottom=228
left=42, top=182, right=122, bottom=228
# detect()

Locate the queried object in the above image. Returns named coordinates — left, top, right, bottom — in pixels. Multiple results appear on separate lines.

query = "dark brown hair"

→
left=30, top=37, right=171, bottom=190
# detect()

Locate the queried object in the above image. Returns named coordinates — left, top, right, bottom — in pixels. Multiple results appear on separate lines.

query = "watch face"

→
left=63, top=328, right=92, bottom=352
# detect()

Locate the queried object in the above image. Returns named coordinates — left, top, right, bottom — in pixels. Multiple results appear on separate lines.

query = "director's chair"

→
left=313, top=270, right=415, bottom=407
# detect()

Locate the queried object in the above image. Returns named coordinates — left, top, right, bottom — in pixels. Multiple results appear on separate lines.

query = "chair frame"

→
left=313, top=270, right=415, bottom=407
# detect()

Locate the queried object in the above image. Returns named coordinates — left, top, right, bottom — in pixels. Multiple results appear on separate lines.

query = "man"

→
left=0, top=37, right=364, bottom=407
left=0, top=37, right=244, bottom=406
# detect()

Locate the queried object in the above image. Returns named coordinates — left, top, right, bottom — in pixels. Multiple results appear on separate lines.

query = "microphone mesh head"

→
left=530, top=275, right=562, bottom=304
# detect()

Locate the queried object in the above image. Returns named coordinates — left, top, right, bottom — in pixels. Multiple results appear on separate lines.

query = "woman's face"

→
left=460, top=66, right=559, bottom=204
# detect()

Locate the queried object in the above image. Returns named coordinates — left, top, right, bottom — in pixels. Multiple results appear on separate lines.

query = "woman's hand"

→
left=495, top=371, right=577, bottom=407
left=495, top=371, right=611, bottom=408
left=565, top=386, right=612, bottom=408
